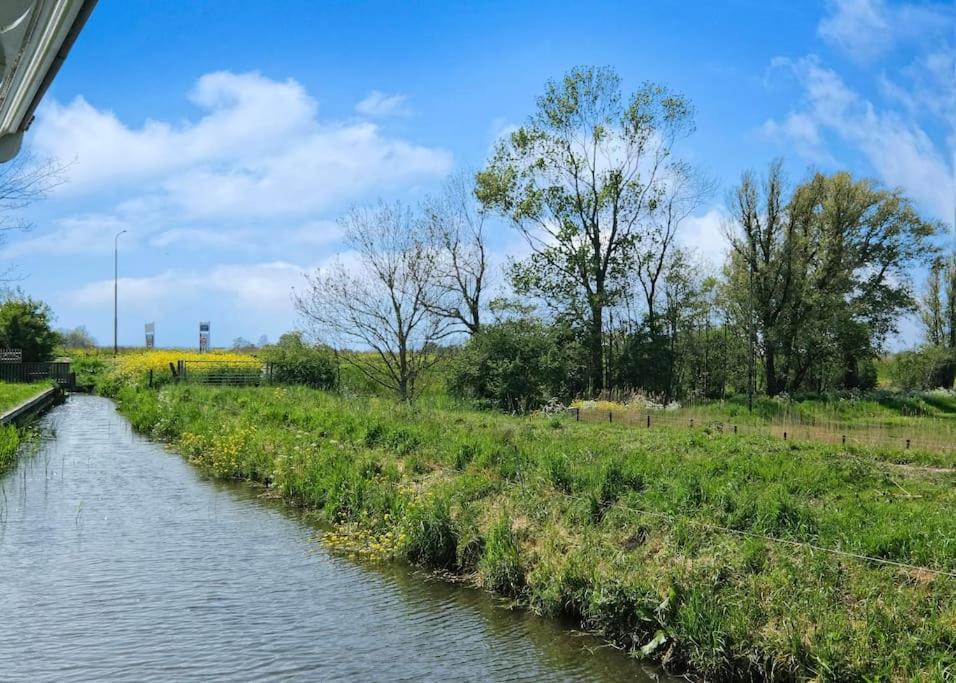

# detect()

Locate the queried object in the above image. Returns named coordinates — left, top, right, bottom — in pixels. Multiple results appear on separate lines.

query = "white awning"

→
left=0, top=0, right=97, bottom=162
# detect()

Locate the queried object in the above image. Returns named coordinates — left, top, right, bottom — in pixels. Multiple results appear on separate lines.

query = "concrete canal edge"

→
left=0, top=386, right=63, bottom=427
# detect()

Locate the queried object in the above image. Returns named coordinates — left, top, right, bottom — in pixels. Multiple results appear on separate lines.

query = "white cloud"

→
left=29, top=72, right=451, bottom=218
left=148, top=227, right=257, bottom=251
left=679, top=207, right=730, bottom=264
left=65, top=261, right=309, bottom=313
left=818, top=0, right=953, bottom=63
left=355, top=90, right=410, bottom=118
left=1, top=214, right=130, bottom=258
left=762, top=56, right=954, bottom=222
left=818, top=0, right=891, bottom=62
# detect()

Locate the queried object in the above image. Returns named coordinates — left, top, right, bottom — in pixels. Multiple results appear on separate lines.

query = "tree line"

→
left=291, top=65, right=942, bottom=406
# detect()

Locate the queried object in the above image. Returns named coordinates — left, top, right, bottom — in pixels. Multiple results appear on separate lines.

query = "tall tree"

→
left=724, top=161, right=792, bottom=395
left=422, top=171, right=490, bottom=335
left=945, top=251, right=956, bottom=348
left=295, top=201, right=453, bottom=401
left=477, top=66, right=694, bottom=394
left=921, top=257, right=945, bottom=345
left=726, top=163, right=939, bottom=394
left=633, top=162, right=709, bottom=338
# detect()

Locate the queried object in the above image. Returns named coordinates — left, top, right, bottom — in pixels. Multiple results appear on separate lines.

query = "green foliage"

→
left=260, top=332, right=339, bottom=389
left=67, top=350, right=109, bottom=387
left=0, top=423, right=19, bottom=472
left=0, top=294, right=59, bottom=361
left=724, top=162, right=939, bottom=396
left=448, top=318, right=585, bottom=411
left=890, top=346, right=956, bottom=390
left=477, top=65, right=695, bottom=393
left=0, top=382, right=49, bottom=473
left=479, top=515, right=524, bottom=596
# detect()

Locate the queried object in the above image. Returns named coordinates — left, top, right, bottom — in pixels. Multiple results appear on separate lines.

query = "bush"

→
left=260, top=332, right=339, bottom=389
left=448, top=319, right=585, bottom=412
left=890, top=346, right=956, bottom=390
left=0, top=293, right=58, bottom=361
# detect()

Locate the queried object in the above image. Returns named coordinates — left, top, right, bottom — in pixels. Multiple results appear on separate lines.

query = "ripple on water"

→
left=0, top=395, right=660, bottom=682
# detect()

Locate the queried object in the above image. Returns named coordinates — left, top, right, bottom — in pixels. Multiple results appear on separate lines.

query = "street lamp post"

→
left=114, top=229, right=127, bottom=355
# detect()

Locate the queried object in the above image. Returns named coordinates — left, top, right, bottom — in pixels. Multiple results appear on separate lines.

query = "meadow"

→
left=572, top=390, right=956, bottom=464
left=115, top=382, right=955, bottom=681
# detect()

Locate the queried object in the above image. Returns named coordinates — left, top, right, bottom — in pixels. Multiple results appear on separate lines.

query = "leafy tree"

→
left=477, top=66, right=694, bottom=394
left=725, top=163, right=938, bottom=395
left=57, top=325, right=96, bottom=349
left=891, top=346, right=956, bottom=390
left=448, top=318, right=586, bottom=412
left=260, top=332, right=338, bottom=389
left=0, top=294, right=58, bottom=361
left=921, top=258, right=945, bottom=346
left=947, top=252, right=956, bottom=349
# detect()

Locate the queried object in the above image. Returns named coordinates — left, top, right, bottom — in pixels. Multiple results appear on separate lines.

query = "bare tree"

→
left=0, top=154, right=66, bottom=281
left=295, top=200, right=454, bottom=400
left=422, top=171, right=490, bottom=335
left=632, top=161, right=710, bottom=337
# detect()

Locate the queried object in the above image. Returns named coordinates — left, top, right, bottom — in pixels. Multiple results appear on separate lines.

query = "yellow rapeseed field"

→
left=105, top=350, right=260, bottom=389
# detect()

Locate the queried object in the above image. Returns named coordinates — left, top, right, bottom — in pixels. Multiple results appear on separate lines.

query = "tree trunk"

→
left=589, top=305, right=604, bottom=395
left=764, top=342, right=778, bottom=396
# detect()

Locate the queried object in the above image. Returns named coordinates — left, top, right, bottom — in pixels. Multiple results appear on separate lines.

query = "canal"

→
left=0, top=396, right=658, bottom=682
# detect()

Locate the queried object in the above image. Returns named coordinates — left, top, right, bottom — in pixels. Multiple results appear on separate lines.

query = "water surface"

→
left=0, top=395, right=659, bottom=682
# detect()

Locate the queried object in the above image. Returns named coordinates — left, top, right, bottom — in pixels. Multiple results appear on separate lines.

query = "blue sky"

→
left=5, top=0, right=954, bottom=348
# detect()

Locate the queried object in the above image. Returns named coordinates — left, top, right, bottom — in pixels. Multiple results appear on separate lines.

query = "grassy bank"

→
left=115, top=384, right=955, bottom=680
left=0, top=382, right=50, bottom=472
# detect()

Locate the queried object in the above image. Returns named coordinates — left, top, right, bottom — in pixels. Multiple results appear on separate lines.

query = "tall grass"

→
left=115, top=383, right=955, bottom=680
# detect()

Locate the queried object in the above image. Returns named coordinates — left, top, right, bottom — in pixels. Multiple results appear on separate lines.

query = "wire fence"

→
left=567, top=406, right=956, bottom=455
left=179, top=359, right=265, bottom=386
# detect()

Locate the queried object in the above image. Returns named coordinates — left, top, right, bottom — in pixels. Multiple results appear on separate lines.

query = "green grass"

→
left=0, top=381, right=48, bottom=413
left=115, top=383, right=955, bottom=681
left=0, top=381, right=51, bottom=472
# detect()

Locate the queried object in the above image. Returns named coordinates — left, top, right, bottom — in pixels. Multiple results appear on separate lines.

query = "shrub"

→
left=260, top=332, right=338, bottom=389
left=0, top=293, right=58, bottom=361
left=890, top=346, right=956, bottom=390
left=448, top=318, right=586, bottom=412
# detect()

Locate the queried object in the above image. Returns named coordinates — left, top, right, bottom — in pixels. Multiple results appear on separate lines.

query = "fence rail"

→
left=567, top=407, right=956, bottom=455
left=0, top=362, right=74, bottom=389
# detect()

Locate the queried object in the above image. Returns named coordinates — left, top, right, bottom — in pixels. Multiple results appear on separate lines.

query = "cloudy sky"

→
left=5, top=0, right=953, bottom=348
